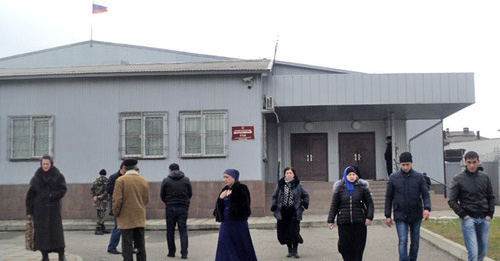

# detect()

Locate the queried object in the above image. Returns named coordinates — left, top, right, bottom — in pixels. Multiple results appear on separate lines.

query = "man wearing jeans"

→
left=160, top=163, right=193, bottom=259
left=448, top=151, right=495, bottom=261
left=385, top=152, right=431, bottom=261
left=106, top=163, right=126, bottom=254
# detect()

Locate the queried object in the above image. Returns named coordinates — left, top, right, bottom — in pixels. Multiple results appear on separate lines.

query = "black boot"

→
left=293, top=244, right=300, bottom=258
left=58, top=249, right=67, bottom=261
left=101, top=224, right=111, bottom=234
left=286, top=245, right=293, bottom=258
left=95, top=225, right=103, bottom=235
left=41, top=251, right=49, bottom=261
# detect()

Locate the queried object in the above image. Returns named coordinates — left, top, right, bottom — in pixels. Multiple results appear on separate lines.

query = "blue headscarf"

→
left=224, top=169, right=240, bottom=183
left=343, top=166, right=358, bottom=196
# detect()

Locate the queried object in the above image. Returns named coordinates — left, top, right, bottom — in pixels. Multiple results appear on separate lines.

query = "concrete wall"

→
left=0, top=180, right=267, bottom=220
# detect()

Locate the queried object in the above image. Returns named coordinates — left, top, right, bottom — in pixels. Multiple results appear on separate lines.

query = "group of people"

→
left=25, top=149, right=495, bottom=261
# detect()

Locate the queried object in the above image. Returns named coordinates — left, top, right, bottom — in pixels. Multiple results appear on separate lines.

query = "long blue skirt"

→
left=215, top=219, right=257, bottom=261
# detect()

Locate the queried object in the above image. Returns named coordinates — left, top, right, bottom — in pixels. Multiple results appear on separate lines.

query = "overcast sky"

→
left=1, top=0, right=499, bottom=138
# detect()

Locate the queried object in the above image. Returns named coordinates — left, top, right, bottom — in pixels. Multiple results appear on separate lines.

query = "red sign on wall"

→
left=232, top=126, right=255, bottom=140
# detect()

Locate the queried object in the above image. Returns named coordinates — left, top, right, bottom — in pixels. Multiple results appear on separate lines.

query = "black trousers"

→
left=121, top=227, right=146, bottom=261
left=337, top=224, right=367, bottom=261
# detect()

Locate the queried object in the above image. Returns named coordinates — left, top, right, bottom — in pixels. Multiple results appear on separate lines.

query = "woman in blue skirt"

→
left=214, top=169, right=257, bottom=261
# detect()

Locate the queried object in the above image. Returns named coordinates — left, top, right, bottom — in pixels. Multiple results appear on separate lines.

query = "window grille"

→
left=8, top=116, right=53, bottom=160
left=179, top=110, right=227, bottom=157
left=119, top=112, right=168, bottom=159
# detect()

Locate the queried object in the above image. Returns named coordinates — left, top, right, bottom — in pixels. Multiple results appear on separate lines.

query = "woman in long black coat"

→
left=26, top=154, right=67, bottom=261
left=271, top=167, right=310, bottom=258
left=213, top=169, right=257, bottom=261
left=327, top=166, right=374, bottom=261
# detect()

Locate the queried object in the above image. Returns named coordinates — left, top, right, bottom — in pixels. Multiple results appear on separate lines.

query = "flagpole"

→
left=90, top=26, right=93, bottom=47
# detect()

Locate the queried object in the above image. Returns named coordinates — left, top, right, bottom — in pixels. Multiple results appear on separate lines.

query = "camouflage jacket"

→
left=90, top=176, right=109, bottom=210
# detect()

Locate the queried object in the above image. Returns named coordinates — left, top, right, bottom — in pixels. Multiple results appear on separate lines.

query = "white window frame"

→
left=179, top=110, right=227, bottom=158
left=119, top=112, right=168, bottom=159
left=8, top=115, right=54, bottom=160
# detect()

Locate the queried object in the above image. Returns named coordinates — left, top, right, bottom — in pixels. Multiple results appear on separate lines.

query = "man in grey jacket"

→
left=160, top=163, right=193, bottom=259
left=448, top=151, right=495, bottom=261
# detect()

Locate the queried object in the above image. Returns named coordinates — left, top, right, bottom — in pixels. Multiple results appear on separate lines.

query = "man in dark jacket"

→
left=385, top=152, right=431, bottom=261
left=106, top=163, right=126, bottom=255
left=448, top=151, right=495, bottom=261
left=160, top=163, right=193, bottom=259
left=385, top=136, right=393, bottom=176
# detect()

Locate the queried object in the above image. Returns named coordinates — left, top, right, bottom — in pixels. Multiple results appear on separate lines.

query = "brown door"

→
left=291, top=133, right=328, bottom=181
left=338, top=132, right=376, bottom=180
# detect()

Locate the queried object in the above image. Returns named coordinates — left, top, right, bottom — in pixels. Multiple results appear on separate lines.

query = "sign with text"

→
left=232, top=126, right=255, bottom=140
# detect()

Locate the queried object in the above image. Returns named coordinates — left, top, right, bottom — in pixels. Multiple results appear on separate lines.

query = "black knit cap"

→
left=399, top=152, right=413, bottom=163
left=99, top=169, right=106, bottom=175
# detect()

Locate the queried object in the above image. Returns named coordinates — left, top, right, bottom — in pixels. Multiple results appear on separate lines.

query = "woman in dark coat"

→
left=327, top=166, right=374, bottom=261
left=271, top=167, right=310, bottom=258
left=26, top=154, right=67, bottom=261
left=213, top=169, right=257, bottom=261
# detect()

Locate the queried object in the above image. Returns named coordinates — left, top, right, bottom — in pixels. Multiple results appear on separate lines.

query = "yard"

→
left=422, top=217, right=499, bottom=260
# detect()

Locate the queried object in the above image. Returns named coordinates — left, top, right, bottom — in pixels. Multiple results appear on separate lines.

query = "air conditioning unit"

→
left=264, top=96, right=274, bottom=110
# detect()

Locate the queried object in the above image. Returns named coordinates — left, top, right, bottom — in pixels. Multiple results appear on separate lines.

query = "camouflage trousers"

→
left=96, top=209, right=106, bottom=225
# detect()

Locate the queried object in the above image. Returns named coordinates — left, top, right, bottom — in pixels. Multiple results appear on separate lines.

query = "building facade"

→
left=0, top=41, right=474, bottom=219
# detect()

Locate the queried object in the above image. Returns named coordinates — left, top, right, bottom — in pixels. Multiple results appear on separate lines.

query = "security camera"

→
left=242, top=76, right=254, bottom=83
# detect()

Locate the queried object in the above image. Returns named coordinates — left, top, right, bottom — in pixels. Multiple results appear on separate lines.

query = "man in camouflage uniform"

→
left=91, top=169, right=110, bottom=235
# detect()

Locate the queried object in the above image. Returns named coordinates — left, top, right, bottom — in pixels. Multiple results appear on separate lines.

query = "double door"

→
left=291, top=133, right=328, bottom=181
left=338, top=132, right=376, bottom=180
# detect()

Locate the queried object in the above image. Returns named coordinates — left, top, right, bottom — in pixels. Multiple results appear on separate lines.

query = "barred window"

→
left=120, top=112, right=168, bottom=159
left=179, top=110, right=227, bottom=157
left=8, top=116, right=53, bottom=160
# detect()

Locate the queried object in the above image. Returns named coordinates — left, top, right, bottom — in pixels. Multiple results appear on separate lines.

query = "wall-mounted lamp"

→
left=304, top=122, right=314, bottom=131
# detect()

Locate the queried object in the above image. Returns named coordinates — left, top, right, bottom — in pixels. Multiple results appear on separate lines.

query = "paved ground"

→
left=1, top=226, right=458, bottom=261
left=0, top=208, right=497, bottom=261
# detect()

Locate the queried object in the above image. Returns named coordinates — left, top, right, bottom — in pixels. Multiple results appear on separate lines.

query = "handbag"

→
left=25, top=218, right=35, bottom=251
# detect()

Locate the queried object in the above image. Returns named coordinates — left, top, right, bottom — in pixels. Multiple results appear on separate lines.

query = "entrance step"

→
left=298, top=180, right=451, bottom=215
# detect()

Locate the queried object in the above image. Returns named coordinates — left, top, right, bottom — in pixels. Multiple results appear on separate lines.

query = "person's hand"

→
left=26, top=214, right=32, bottom=219
left=93, top=196, right=98, bottom=202
left=328, top=223, right=334, bottom=230
left=219, top=189, right=232, bottom=199
left=386, top=217, right=393, bottom=227
left=423, top=210, right=430, bottom=220
left=463, top=215, right=470, bottom=220
left=486, top=216, right=492, bottom=221
left=365, top=219, right=372, bottom=226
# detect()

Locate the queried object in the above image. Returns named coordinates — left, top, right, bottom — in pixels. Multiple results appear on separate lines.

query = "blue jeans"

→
left=166, top=205, right=189, bottom=257
left=395, top=219, right=422, bottom=261
left=460, top=217, right=490, bottom=261
left=107, top=218, right=121, bottom=251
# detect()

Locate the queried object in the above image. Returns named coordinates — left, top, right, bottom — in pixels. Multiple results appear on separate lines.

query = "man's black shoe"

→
left=108, top=249, right=121, bottom=254
left=167, top=253, right=175, bottom=258
left=181, top=255, right=187, bottom=259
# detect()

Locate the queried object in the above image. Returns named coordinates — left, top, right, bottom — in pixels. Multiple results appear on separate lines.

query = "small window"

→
left=179, top=110, right=227, bottom=158
left=120, top=112, right=168, bottom=159
left=8, top=116, right=53, bottom=160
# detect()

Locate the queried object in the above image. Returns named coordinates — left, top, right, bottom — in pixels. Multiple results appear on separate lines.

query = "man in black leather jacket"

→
left=448, top=151, right=495, bottom=261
